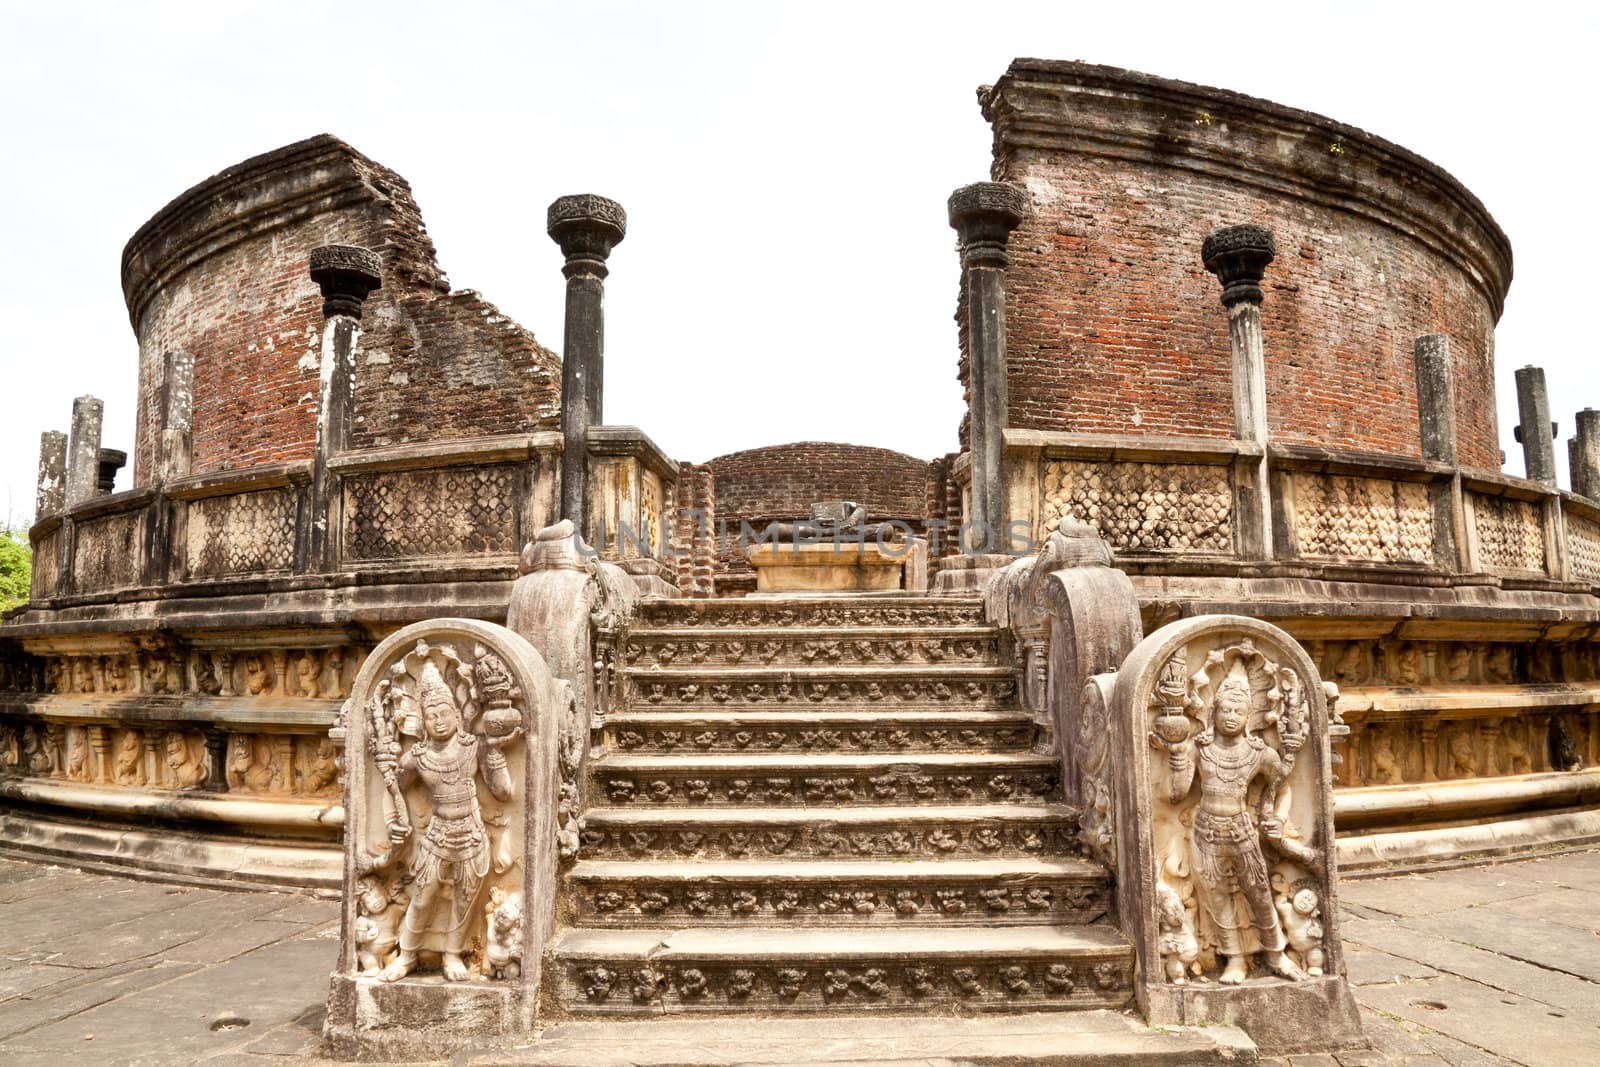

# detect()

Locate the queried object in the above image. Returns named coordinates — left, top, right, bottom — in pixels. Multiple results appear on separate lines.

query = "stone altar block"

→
left=1105, top=615, right=1363, bottom=1054
left=746, top=542, right=909, bottom=592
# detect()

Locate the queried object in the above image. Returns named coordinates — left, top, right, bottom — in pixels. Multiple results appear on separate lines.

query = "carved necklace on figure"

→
left=1199, top=737, right=1257, bottom=785
left=416, top=735, right=475, bottom=782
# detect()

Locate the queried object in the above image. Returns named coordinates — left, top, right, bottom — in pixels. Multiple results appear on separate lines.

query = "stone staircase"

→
left=547, top=595, right=1135, bottom=1016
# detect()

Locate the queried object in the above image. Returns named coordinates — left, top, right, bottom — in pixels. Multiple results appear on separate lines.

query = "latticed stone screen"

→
left=1040, top=460, right=1232, bottom=554
left=1570, top=514, right=1600, bottom=583
left=72, top=511, right=142, bottom=593
left=185, top=489, right=297, bottom=579
left=1292, top=474, right=1433, bottom=564
left=1470, top=493, right=1546, bottom=574
left=342, top=464, right=520, bottom=562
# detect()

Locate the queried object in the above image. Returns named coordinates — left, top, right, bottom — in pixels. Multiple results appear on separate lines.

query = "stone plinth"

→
left=746, top=543, right=909, bottom=593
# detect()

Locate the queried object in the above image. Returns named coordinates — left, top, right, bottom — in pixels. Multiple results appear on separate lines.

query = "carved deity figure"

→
left=66, top=727, right=90, bottom=781
left=303, top=736, right=340, bottom=795
left=243, top=654, right=273, bottom=696
left=1443, top=645, right=1473, bottom=685
left=296, top=653, right=322, bottom=699
left=1332, top=643, right=1367, bottom=686
left=375, top=661, right=518, bottom=982
left=227, top=734, right=278, bottom=792
left=1276, top=883, right=1325, bottom=976
left=1484, top=644, right=1515, bottom=684
left=1368, top=727, right=1404, bottom=785
left=1501, top=721, right=1533, bottom=775
left=1447, top=730, right=1477, bottom=778
left=1153, top=660, right=1306, bottom=985
left=113, top=730, right=143, bottom=785
left=482, top=887, right=524, bottom=980
left=1392, top=644, right=1423, bottom=686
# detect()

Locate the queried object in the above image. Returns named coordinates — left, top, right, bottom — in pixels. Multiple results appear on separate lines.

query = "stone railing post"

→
left=64, top=395, right=104, bottom=508
left=1573, top=408, right=1600, bottom=500
left=157, top=349, right=195, bottom=484
left=305, top=245, right=382, bottom=571
left=548, top=195, right=626, bottom=536
left=1202, top=225, right=1275, bottom=560
left=35, top=431, right=67, bottom=518
left=1513, top=365, right=1557, bottom=485
left=1413, top=334, right=1466, bottom=571
left=948, top=182, right=1026, bottom=552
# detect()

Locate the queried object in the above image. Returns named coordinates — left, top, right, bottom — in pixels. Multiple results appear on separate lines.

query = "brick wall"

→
left=123, top=135, right=559, bottom=485
left=976, top=61, right=1511, bottom=470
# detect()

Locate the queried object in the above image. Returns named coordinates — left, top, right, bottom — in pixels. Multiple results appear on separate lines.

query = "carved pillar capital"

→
left=947, top=182, right=1028, bottom=269
left=309, top=245, right=383, bottom=320
left=547, top=194, right=627, bottom=280
left=1201, top=224, right=1276, bottom=308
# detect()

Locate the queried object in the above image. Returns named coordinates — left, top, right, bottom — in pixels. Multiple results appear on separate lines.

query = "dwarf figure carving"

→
left=1156, top=880, right=1200, bottom=984
left=375, top=660, right=518, bottom=983
left=1276, top=880, right=1325, bottom=976
left=483, top=887, right=524, bottom=980
left=354, top=874, right=408, bottom=975
left=296, top=652, right=322, bottom=699
left=113, top=730, right=143, bottom=785
left=1152, top=659, right=1306, bottom=985
left=165, top=732, right=207, bottom=788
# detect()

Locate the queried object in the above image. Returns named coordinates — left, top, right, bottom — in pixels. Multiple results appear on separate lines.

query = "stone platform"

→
left=4, top=851, right=1600, bottom=1064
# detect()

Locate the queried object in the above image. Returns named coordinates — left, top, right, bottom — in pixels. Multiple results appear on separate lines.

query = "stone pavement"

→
left=1, top=850, right=1598, bottom=1066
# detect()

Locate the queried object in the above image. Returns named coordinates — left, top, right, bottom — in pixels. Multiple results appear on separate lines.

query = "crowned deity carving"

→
left=358, top=638, right=526, bottom=983
left=1146, top=640, right=1322, bottom=985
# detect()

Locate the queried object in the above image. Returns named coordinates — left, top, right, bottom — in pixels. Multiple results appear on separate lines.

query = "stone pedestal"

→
left=746, top=543, right=909, bottom=593
left=586, top=424, right=678, bottom=596
left=931, top=552, right=1015, bottom=594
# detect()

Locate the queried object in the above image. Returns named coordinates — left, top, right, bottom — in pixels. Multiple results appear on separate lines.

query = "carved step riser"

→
left=595, top=769, right=1062, bottom=807
left=608, top=724, right=1040, bottom=755
left=571, top=880, right=1110, bottom=927
left=558, top=957, right=1133, bottom=1015
left=625, top=679, right=1018, bottom=710
left=639, top=605, right=989, bottom=629
left=625, top=637, right=1004, bottom=671
left=578, top=821, right=1079, bottom=861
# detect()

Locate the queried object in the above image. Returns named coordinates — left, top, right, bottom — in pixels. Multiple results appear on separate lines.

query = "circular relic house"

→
left=1, top=62, right=1597, bottom=889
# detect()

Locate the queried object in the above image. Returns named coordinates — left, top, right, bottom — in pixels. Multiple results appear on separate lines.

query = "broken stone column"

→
left=1202, top=225, right=1275, bottom=559
left=307, top=245, right=383, bottom=569
left=1413, top=334, right=1457, bottom=464
left=64, top=396, right=104, bottom=507
left=1512, top=365, right=1557, bottom=485
left=1573, top=408, right=1600, bottom=500
left=948, top=182, right=1026, bottom=551
left=1413, top=334, right=1462, bottom=569
left=548, top=194, right=626, bottom=533
left=35, top=431, right=67, bottom=516
left=158, top=349, right=195, bottom=483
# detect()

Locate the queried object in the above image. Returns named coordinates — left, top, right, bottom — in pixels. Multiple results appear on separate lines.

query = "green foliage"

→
left=0, top=529, right=31, bottom=612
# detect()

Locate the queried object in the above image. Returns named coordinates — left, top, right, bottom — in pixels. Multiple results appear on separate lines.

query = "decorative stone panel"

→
left=342, top=464, right=519, bottom=562
left=1292, top=474, right=1432, bottom=564
left=1570, top=514, right=1600, bottom=583
left=185, top=489, right=297, bottom=579
left=30, top=529, right=58, bottom=600
left=1471, top=494, right=1545, bottom=574
left=1040, top=460, right=1231, bottom=554
left=72, top=511, right=142, bottom=593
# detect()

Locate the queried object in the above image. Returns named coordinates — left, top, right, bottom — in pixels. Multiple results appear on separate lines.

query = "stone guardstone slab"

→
left=1105, top=614, right=1364, bottom=1055
left=323, top=618, right=566, bottom=1058
left=746, top=542, right=909, bottom=592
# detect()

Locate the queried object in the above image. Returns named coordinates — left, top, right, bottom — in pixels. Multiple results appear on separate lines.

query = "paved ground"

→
left=1, top=850, right=1597, bottom=1065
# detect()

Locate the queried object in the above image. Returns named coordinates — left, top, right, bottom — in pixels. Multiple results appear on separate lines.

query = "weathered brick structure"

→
left=1, top=60, right=1597, bottom=915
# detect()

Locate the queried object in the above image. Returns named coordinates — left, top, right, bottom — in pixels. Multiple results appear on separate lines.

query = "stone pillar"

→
left=1573, top=408, right=1600, bottom=500
left=948, top=182, right=1026, bottom=551
left=1512, top=365, right=1557, bottom=485
left=1202, top=224, right=1275, bottom=560
left=97, top=449, right=126, bottom=495
left=35, top=431, right=67, bottom=516
left=306, top=245, right=383, bottom=570
left=1413, top=334, right=1464, bottom=570
left=548, top=194, right=627, bottom=532
left=158, top=349, right=195, bottom=483
left=1413, top=334, right=1457, bottom=463
left=64, top=395, right=104, bottom=507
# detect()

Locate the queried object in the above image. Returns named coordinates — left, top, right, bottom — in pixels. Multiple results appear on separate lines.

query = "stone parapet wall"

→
left=977, top=60, right=1511, bottom=469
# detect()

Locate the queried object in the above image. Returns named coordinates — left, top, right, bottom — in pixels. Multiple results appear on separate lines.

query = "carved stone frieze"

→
left=577, top=818, right=1077, bottom=861
left=598, top=766, right=1059, bottom=807
left=625, top=676, right=1017, bottom=708
left=33, top=646, right=360, bottom=699
left=644, top=602, right=987, bottom=629
left=342, top=464, right=520, bottom=562
left=185, top=488, right=297, bottom=579
left=624, top=634, right=995, bottom=669
left=609, top=721, right=1036, bottom=754
left=1041, top=460, right=1232, bottom=554
left=1292, top=475, right=1432, bottom=564
left=1570, top=514, right=1600, bottom=583
left=559, top=957, right=1131, bottom=1012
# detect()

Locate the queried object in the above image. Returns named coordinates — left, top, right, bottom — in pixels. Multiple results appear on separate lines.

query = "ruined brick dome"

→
left=120, top=134, right=561, bottom=486
left=981, top=60, right=1513, bottom=468
left=707, top=441, right=932, bottom=528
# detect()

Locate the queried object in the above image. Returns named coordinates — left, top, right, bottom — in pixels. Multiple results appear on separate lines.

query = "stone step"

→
left=579, top=803, right=1080, bottom=861
left=549, top=925, right=1133, bottom=1015
left=566, top=857, right=1111, bottom=927
left=592, top=752, right=1061, bottom=807
left=461, top=1010, right=1255, bottom=1065
left=638, top=596, right=986, bottom=630
left=624, top=626, right=1004, bottom=670
left=606, top=709, right=1040, bottom=755
left=624, top=664, right=1018, bottom=710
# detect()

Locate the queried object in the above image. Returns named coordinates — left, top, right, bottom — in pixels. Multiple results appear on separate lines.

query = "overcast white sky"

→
left=0, top=1, right=1594, bottom=528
